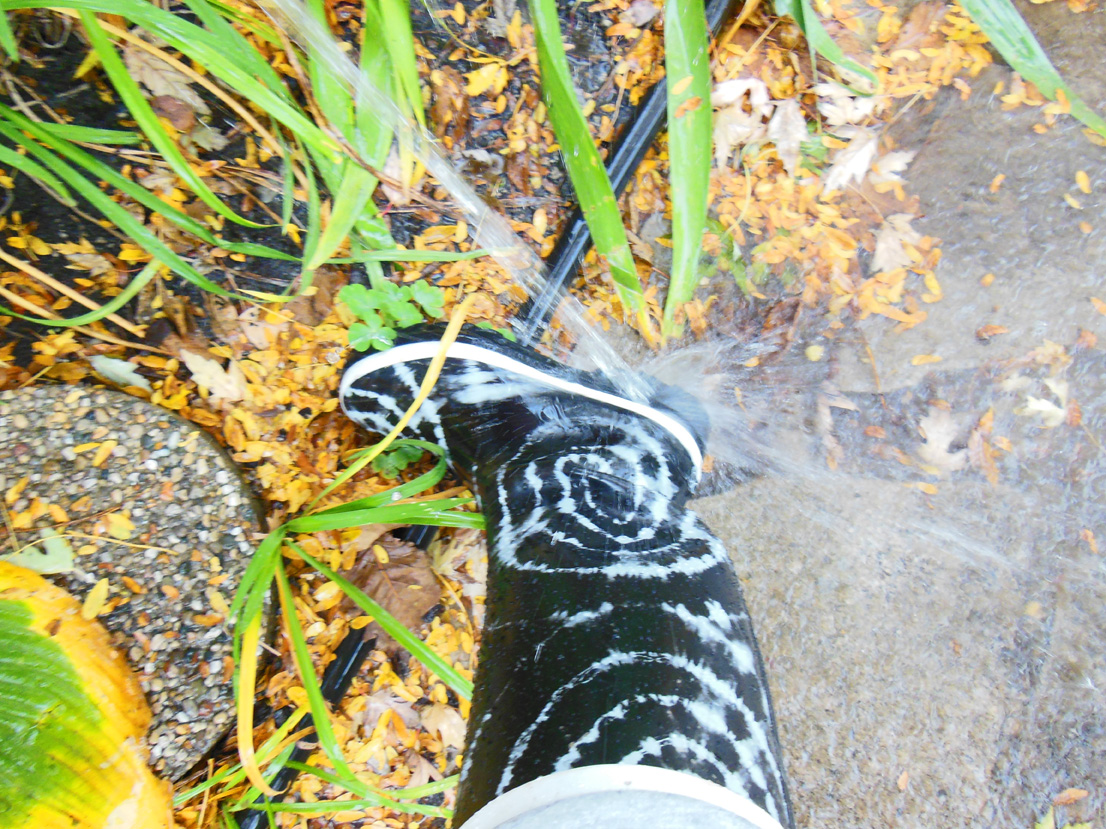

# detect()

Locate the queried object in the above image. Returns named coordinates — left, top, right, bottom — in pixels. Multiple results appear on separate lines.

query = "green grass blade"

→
left=528, top=0, right=648, bottom=329
left=0, top=104, right=297, bottom=263
left=273, top=564, right=356, bottom=779
left=79, top=11, right=264, bottom=228
left=229, top=527, right=285, bottom=656
left=281, top=762, right=452, bottom=817
left=291, top=544, right=475, bottom=700
left=327, top=248, right=489, bottom=264
left=300, top=139, right=323, bottom=285
left=957, top=0, right=1106, bottom=136
left=0, top=143, right=74, bottom=205
left=278, top=134, right=296, bottom=231
left=35, top=123, right=141, bottom=145
left=204, top=0, right=283, bottom=45
left=377, top=0, right=426, bottom=129
left=245, top=799, right=445, bottom=817
left=774, top=0, right=877, bottom=89
left=319, top=442, right=447, bottom=514
left=0, top=115, right=247, bottom=298
left=662, top=0, right=712, bottom=338
left=286, top=499, right=484, bottom=533
left=0, top=8, right=17, bottom=64
left=173, top=712, right=305, bottom=807
left=0, top=0, right=343, bottom=162
left=227, top=742, right=298, bottom=810
left=305, top=164, right=380, bottom=271
left=0, top=259, right=158, bottom=327
left=179, top=0, right=283, bottom=83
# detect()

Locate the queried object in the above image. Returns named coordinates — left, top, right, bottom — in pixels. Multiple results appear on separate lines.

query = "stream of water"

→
left=261, top=1, right=1106, bottom=825
left=260, top=0, right=654, bottom=402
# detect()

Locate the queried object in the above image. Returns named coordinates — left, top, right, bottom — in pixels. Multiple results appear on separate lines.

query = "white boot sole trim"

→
left=340, top=340, right=704, bottom=480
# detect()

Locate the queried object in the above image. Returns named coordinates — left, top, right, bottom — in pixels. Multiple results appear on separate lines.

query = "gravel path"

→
left=0, top=385, right=264, bottom=780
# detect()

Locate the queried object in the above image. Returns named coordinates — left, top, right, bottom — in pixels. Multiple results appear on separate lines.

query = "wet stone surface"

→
left=689, top=4, right=1106, bottom=827
left=0, top=386, right=263, bottom=781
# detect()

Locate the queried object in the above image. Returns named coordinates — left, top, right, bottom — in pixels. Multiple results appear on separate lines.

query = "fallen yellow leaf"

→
left=4, top=476, right=28, bottom=505
left=105, top=512, right=135, bottom=541
left=82, top=578, right=110, bottom=619
left=911, top=354, right=942, bottom=365
left=92, top=440, right=118, bottom=468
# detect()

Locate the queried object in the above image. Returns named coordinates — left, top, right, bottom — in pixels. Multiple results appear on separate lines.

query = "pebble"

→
left=0, top=386, right=267, bottom=781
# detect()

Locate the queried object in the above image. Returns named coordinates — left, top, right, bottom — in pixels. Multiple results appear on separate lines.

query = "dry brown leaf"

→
left=150, top=95, right=196, bottom=130
left=1053, top=788, right=1089, bottom=806
left=968, top=427, right=999, bottom=486
left=976, top=324, right=1009, bottom=341
left=182, top=123, right=229, bottom=154
left=868, top=150, right=916, bottom=187
left=814, top=82, right=879, bottom=127
left=404, top=749, right=443, bottom=788
left=123, top=44, right=210, bottom=116
left=889, top=1, right=948, bottom=50
left=711, top=78, right=771, bottom=167
left=873, top=213, right=922, bottom=273
left=53, top=239, right=114, bottom=276
left=179, top=349, right=249, bottom=406
left=344, top=535, right=439, bottom=650
left=767, top=98, right=806, bottom=177
left=284, top=266, right=347, bottom=327
left=360, top=688, right=420, bottom=730
left=420, top=702, right=467, bottom=749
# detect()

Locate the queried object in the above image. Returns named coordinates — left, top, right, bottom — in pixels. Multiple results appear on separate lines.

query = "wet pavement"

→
left=693, top=3, right=1106, bottom=827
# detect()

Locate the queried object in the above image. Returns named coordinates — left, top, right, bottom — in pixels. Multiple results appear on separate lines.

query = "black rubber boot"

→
left=340, top=325, right=793, bottom=829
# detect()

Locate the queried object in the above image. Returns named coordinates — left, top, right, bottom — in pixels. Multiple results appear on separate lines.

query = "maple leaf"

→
left=868, top=150, right=916, bottom=187
left=917, top=407, right=968, bottom=477
left=813, top=82, right=880, bottom=127
left=823, top=127, right=879, bottom=193
left=179, top=349, right=249, bottom=405
left=872, top=213, right=923, bottom=273
left=711, top=78, right=772, bottom=167
left=123, top=44, right=210, bottom=116
left=767, top=98, right=807, bottom=177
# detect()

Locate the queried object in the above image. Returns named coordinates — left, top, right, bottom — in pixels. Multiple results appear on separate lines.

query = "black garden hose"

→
left=514, top=0, right=744, bottom=344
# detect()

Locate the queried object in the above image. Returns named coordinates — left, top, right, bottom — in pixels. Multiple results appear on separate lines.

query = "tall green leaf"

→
left=0, top=9, right=16, bottom=64
left=957, top=0, right=1106, bottom=137
left=662, top=0, right=712, bottom=337
left=774, top=0, right=877, bottom=90
left=79, top=11, right=265, bottom=228
left=528, top=0, right=649, bottom=331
